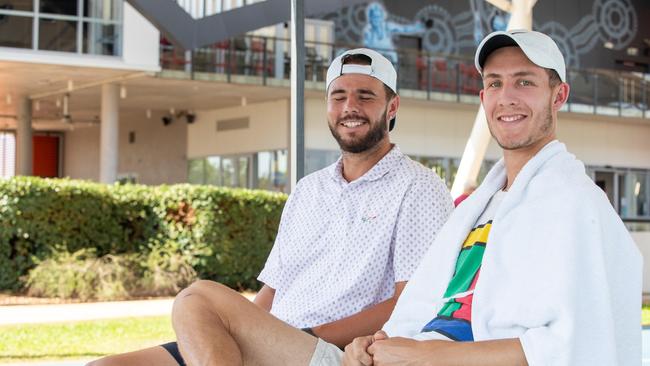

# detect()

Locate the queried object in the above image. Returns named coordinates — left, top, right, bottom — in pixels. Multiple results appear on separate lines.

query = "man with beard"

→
left=342, top=30, right=641, bottom=366
left=88, top=48, right=453, bottom=366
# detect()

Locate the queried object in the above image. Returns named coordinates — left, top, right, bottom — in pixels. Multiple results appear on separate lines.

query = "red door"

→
left=32, top=135, right=59, bottom=178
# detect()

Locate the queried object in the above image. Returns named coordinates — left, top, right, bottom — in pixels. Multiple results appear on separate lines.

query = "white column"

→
left=100, top=83, right=119, bottom=183
left=451, top=0, right=537, bottom=197
left=450, top=105, right=491, bottom=197
left=184, top=50, right=192, bottom=73
left=275, top=23, right=286, bottom=79
left=16, top=96, right=32, bottom=176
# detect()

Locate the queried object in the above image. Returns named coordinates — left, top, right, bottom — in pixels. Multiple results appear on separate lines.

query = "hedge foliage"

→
left=0, top=177, right=287, bottom=292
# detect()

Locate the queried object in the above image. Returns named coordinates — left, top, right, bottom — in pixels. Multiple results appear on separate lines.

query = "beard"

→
left=492, top=103, right=553, bottom=151
left=329, top=109, right=388, bottom=154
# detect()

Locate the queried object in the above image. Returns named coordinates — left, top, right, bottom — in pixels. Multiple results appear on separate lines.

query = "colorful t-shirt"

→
left=418, top=190, right=506, bottom=342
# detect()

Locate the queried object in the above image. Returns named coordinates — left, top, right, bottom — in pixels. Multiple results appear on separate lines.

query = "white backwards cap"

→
left=326, top=48, right=397, bottom=93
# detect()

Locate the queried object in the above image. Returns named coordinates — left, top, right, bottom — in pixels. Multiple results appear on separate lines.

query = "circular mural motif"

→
left=593, top=0, right=637, bottom=50
left=416, top=5, right=457, bottom=54
left=329, top=3, right=367, bottom=45
left=539, top=21, right=579, bottom=68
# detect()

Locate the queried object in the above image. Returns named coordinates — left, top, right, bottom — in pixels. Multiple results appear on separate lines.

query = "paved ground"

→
left=0, top=298, right=174, bottom=326
left=0, top=298, right=647, bottom=365
left=0, top=293, right=256, bottom=326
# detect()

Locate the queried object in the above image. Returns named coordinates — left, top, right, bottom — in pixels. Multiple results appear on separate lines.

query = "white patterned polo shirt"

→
left=258, top=145, right=453, bottom=328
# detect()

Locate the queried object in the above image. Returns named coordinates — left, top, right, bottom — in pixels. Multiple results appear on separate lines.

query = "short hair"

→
left=341, top=53, right=396, bottom=102
left=547, top=68, right=562, bottom=88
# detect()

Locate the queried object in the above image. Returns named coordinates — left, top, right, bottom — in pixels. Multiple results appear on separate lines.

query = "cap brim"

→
left=476, top=33, right=518, bottom=70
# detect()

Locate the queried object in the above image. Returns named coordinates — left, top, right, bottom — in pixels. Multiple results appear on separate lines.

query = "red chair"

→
left=460, top=63, right=481, bottom=94
left=433, top=60, right=451, bottom=91
left=213, top=40, right=231, bottom=73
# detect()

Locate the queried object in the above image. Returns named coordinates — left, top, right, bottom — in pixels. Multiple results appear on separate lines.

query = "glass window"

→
left=305, top=149, right=339, bottom=175
left=630, top=171, right=649, bottom=218
left=0, top=132, right=16, bottom=179
left=221, top=157, right=236, bottom=186
left=39, top=18, right=77, bottom=52
left=83, top=22, right=117, bottom=55
left=256, top=150, right=287, bottom=192
left=237, top=156, right=249, bottom=188
left=205, top=156, right=221, bottom=185
left=40, top=0, right=78, bottom=16
left=84, top=0, right=120, bottom=20
left=0, top=15, right=32, bottom=48
left=0, top=1, right=33, bottom=11
left=618, top=171, right=650, bottom=219
left=407, top=155, right=493, bottom=189
left=188, top=158, right=206, bottom=184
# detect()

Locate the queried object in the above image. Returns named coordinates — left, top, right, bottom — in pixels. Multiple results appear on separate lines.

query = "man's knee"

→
left=173, top=280, right=233, bottom=315
left=175, top=280, right=229, bottom=302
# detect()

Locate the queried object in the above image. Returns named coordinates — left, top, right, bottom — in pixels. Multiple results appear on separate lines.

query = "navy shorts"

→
left=161, top=342, right=186, bottom=366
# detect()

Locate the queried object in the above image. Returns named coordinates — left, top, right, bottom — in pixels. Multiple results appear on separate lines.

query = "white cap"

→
left=475, top=29, right=566, bottom=82
left=326, top=48, right=397, bottom=93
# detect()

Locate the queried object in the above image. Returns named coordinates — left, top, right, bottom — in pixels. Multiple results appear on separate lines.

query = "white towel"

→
left=384, top=141, right=642, bottom=366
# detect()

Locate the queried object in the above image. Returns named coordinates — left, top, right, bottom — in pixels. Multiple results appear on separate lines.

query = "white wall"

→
left=63, top=111, right=187, bottom=184
left=186, top=94, right=650, bottom=172
left=63, top=126, right=100, bottom=181
left=302, top=97, right=650, bottom=168
left=187, top=99, right=289, bottom=158
left=122, top=2, right=160, bottom=70
left=304, top=97, right=338, bottom=151
left=557, top=116, right=650, bottom=169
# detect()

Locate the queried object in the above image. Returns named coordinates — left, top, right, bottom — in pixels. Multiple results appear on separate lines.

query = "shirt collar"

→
left=328, top=145, right=404, bottom=184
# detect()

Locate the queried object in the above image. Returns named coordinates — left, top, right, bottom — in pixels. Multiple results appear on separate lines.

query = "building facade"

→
left=1, top=0, right=649, bottom=287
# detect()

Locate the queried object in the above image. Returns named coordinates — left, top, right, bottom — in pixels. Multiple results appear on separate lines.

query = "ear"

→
left=479, top=89, right=485, bottom=104
left=387, top=95, right=400, bottom=121
left=552, top=82, right=570, bottom=111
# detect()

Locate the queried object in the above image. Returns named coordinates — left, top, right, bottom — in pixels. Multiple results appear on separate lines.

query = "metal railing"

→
left=159, top=35, right=650, bottom=119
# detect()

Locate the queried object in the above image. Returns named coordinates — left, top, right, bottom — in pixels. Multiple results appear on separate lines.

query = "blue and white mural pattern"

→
left=325, top=0, right=639, bottom=68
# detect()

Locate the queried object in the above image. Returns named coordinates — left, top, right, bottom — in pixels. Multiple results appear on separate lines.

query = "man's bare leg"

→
left=173, top=280, right=318, bottom=366
left=86, top=345, right=178, bottom=366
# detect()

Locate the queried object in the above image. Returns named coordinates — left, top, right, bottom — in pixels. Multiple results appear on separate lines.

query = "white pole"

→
left=99, top=83, right=119, bottom=183
left=16, top=96, right=32, bottom=176
left=289, top=0, right=305, bottom=192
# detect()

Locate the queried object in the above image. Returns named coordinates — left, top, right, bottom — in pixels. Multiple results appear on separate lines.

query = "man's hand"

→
left=366, top=331, right=439, bottom=366
left=342, top=332, right=385, bottom=366
left=367, top=331, right=528, bottom=366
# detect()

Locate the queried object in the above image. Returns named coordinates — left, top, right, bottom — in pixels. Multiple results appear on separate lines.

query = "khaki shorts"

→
left=308, top=339, right=344, bottom=366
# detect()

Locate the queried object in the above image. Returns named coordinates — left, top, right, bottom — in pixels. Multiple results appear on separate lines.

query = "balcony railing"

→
left=159, top=35, right=650, bottom=119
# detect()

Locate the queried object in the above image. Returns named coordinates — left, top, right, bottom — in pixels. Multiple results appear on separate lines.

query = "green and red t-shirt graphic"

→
left=421, top=220, right=491, bottom=341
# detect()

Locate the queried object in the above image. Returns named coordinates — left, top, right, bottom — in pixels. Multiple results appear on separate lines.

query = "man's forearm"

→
left=312, top=282, right=406, bottom=348
left=423, top=338, right=528, bottom=366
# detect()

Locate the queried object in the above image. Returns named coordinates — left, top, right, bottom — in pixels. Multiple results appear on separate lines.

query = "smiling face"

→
left=327, top=73, right=398, bottom=154
left=479, top=46, right=569, bottom=155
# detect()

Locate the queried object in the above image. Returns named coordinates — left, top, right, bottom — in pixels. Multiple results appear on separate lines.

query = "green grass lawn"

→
left=643, top=306, right=650, bottom=326
left=0, top=316, right=174, bottom=363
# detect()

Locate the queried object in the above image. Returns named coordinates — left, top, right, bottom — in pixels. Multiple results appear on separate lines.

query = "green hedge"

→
left=0, top=177, right=287, bottom=291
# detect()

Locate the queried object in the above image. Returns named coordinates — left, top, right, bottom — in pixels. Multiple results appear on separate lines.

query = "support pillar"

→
left=288, top=0, right=305, bottom=192
left=100, top=83, right=119, bottom=183
left=16, top=96, right=32, bottom=176
left=274, top=23, right=286, bottom=79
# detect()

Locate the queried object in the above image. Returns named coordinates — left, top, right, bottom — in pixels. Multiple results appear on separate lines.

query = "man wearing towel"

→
left=342, top=29, right=642, bottom=366
left=132, top=30, right=640, bottom=366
